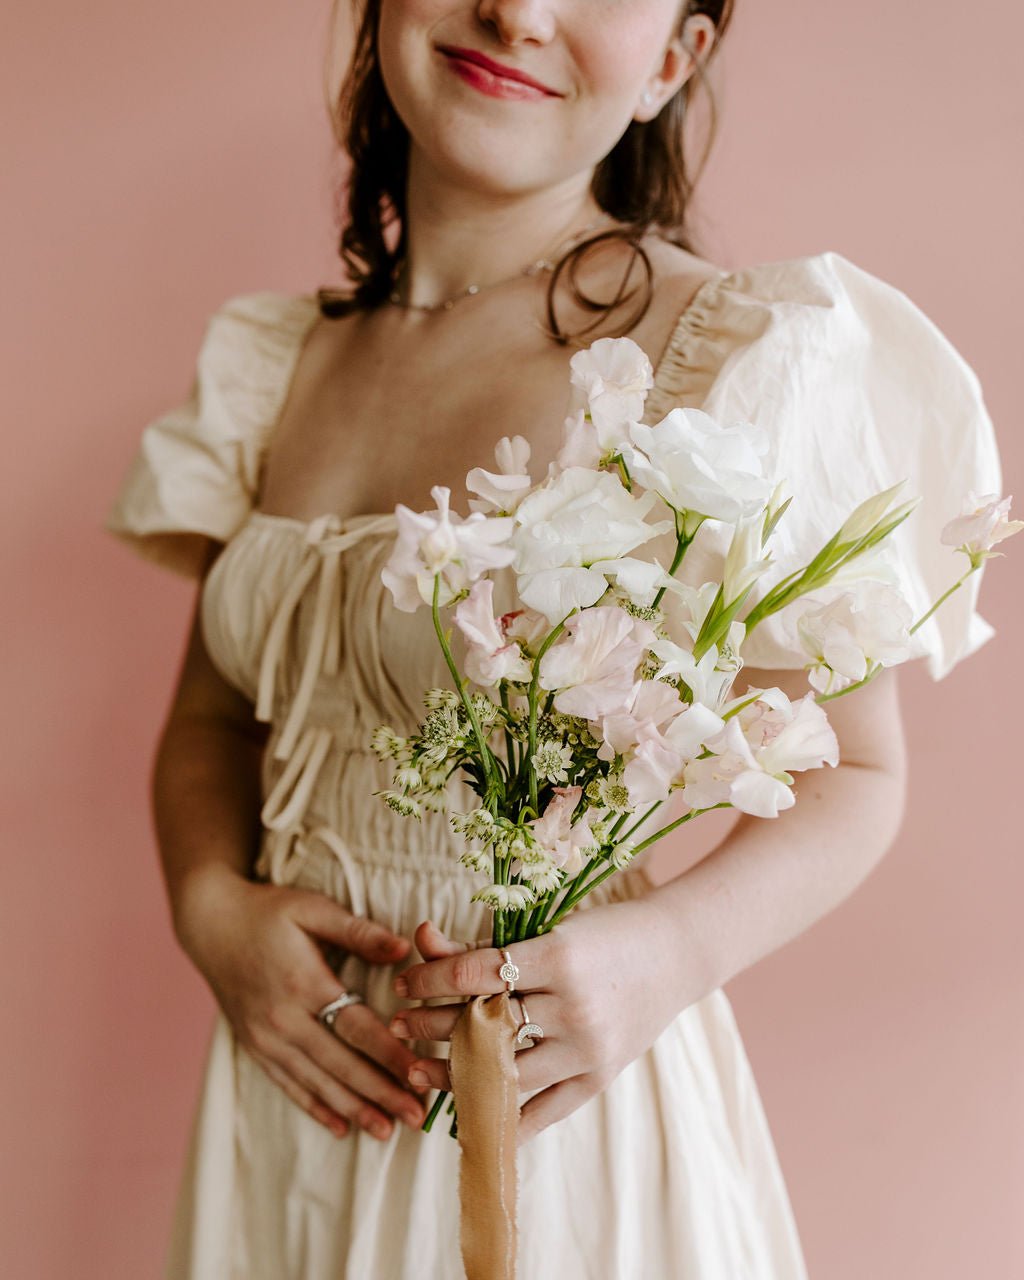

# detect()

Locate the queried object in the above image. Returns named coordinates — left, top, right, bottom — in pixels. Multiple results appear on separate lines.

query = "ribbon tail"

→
left=449, top=992, right=521, bottom=1280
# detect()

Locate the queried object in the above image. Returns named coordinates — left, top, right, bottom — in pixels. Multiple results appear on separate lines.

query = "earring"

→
left=640, top=90, right=654, bottom=107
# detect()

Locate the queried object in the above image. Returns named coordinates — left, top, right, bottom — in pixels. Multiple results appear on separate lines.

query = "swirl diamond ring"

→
left=514, top=995, right=544, bottom=1049
left=316, top=991, right=364, bottom=1031
left=498, top=948, right=520, bottom=992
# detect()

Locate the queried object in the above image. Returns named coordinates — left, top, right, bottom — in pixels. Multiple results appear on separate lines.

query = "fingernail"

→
left=393, top=976, right=409, bottom=997
left=370, top=1119, right=392, bottom=1141
left=408, top=1067, right=430, bottom=1088
left=390, top=1018, right=409, bottom=1038
left=403, top=1107, right=425, bottom=1129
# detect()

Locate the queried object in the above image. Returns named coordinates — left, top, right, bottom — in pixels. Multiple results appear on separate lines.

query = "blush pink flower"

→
left=454, top=579, right=533, bottom=687
left=538, top=606, right=655, bottom=718
left=941, top=492, right=1023, bottom=563
left=529, top=785, right=599, bottom=876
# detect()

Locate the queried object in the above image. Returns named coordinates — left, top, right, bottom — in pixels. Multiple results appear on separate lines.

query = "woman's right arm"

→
left=151, top=540, right=428, bottom=1141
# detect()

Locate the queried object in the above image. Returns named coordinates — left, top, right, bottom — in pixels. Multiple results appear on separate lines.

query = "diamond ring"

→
left=316, top=991, right=364, bottom=1031
left=514, top=995, right=544, bottom=1049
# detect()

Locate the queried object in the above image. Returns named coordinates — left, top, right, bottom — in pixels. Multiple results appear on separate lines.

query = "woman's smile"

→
left=438, top=45, right=563, bottom=101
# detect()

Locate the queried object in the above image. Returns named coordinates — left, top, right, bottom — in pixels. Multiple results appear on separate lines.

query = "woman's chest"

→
left=260, top=306, right=581, bottom=522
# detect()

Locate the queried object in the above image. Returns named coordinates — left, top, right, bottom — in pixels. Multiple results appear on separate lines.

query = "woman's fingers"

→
left=335, top=1003, right=430, bottom=1094
left=290, top=891, right=411, bottom=965
left=248, top=1048, right=350, bottom=1140
left=293, top=1014, right=426, bottom=1132
left=274, top=1036, right=398, bottom=1140
left=518, top=1074, right=600, bottom=1146
left=396, top=934, right=553, bottom=1001
left=406, top=1035, right=571, bottom=1097
left=389, top=1000, right=465, bottom=1043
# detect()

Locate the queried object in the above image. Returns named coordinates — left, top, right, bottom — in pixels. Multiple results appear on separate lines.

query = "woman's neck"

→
left=398, top=156, right=609, bottom=310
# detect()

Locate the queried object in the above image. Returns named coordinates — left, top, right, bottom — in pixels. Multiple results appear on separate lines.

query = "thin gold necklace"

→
left=388, top=216, right=614, bottom=313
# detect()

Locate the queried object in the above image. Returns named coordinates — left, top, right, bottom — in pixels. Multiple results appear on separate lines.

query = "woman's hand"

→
left=176, top=864, right=428, bottom=1142
left=389, top=897, right=693, bottom=1144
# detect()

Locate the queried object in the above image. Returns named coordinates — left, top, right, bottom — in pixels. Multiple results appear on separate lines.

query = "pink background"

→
left=3, top=2, right=1021, bottom=1276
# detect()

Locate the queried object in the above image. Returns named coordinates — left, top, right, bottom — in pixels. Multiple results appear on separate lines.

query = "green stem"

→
left=421, top=1089, right=449, bottom=1133
left=815, top=666, right=880, bottom=703
left=909, top=567, right=976, bottom=635
left=651, top=517, right=694, bottom=610
left=630, top=802, right=730, bottom=858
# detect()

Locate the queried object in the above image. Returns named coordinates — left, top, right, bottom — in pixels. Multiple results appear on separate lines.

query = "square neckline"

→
left=250, top=266, right=731, bottom=534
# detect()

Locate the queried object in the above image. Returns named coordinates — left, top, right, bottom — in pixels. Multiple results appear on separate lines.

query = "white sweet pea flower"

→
left=538, top=605, right=655, bottom=718
left=466, top=435, right=534, bottom=515
left=567, top=336, right=653, bottom=445
left=589, top=556, right=670, bottom=607
left=651, top=634, right=744, bottom=711
left=722, top=516, right=773, bottom=606
left=593, top=678, right=685, bottom=758
left=454, top=579, right=534, bottom=687
left=381, top=485, right=516, bottom=612
left=512, top=467, right=672, bottom=623
left=796, top=581, right=913, bottom=694
left=621, top=408, right=774, bottom=526
left=556, top=408, right=602, bottom=471
left=681, top=688, right=839, bottom=818
left=621, top=699, right=726, bottom=805
left=941, top=492, right=1023, bottom=564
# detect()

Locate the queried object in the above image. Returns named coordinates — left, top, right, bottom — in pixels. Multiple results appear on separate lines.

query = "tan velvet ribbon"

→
left=448, top=992, right=522, bottom=1280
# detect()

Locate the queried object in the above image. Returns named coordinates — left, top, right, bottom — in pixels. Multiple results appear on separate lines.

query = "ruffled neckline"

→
left=250, top=265, right=736, bottom=534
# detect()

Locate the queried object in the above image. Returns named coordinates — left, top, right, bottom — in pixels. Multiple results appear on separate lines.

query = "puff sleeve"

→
left=643, top=251, right=1003, bottom=680
left=103, top=291, right=320, bottom=579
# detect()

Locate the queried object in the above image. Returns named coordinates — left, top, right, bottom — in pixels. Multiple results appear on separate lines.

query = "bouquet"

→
left=370, top=335, right=1018, bottom=1273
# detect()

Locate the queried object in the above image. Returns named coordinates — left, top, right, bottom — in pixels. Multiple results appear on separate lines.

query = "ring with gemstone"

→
left=514, top=995, right=544, bottom=1049
left=498, top=948, right=520, bottom=993
left=316, top=991, right=364, bottom=1032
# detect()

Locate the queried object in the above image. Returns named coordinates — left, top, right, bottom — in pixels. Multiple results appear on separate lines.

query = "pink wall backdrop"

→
left=3, top=2, right=1021, bottom=1276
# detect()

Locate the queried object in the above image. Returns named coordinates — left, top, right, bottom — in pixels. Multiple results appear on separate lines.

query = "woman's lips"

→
left=440, top=50, right=559, bottom=102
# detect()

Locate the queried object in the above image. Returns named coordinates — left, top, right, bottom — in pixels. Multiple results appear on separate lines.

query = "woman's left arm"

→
left=391, top=666, right=908, bottom=1142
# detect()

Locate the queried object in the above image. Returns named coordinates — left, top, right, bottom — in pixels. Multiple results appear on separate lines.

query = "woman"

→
left=105, top=1, right=1001, bottom=1276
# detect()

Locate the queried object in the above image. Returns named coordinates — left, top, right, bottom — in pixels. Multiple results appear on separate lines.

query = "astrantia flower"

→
left=941, top=492, right=1023, bottom=565
left=378, top=790, right=422, bottom=819
left=621, top=408, right=773, bottom=526
left=796, top=581, right=913, bottom=694
left=609, top=840, right=638, bottom=870
left=471, top=883, right=537, bottom=911
left=520, top=861, right=564, bottom=894
left=512, top=467, right=672, bottom=623
left=393, top=766, right=422, bottom=793
left=450, top=807, right=497, bottom=841
left=370, top=725, right=408, bottom=762
left=538, top=606, right=655, bottom=719
left=532, top=740, right=574, bottom=785
left=466, top=435, right=534, bottom=515
left=381, top=485, right=516, bottom=612
left=459, top=846, right=492, bottom=873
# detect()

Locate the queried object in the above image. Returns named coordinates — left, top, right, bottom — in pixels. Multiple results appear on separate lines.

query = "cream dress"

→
left=106, top=251, right=1000, bottom=1280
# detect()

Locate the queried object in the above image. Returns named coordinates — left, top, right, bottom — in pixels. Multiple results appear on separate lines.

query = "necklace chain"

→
left=387, top=216, right=614, bottom=313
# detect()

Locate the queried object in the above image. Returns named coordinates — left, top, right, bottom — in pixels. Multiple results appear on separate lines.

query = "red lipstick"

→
left=438, top=45, right=562, bottom=99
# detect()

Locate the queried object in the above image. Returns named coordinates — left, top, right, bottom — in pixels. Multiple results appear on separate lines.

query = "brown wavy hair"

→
left=317, top=0, right=736, bottom=345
